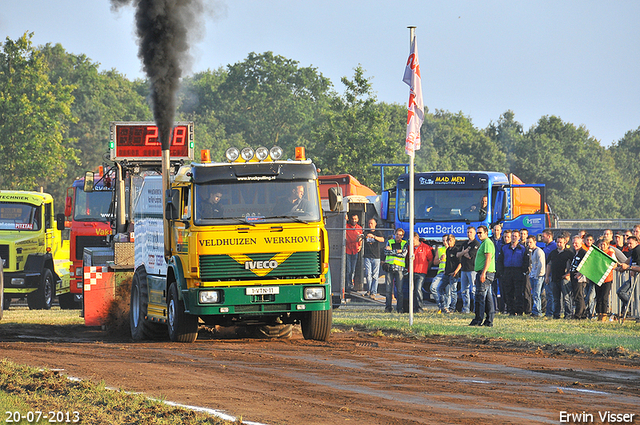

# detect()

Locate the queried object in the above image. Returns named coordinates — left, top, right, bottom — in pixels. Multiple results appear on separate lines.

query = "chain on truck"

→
left=86, top=121, right=334, bottom=342
left=0, top=191, right=71, bottom=310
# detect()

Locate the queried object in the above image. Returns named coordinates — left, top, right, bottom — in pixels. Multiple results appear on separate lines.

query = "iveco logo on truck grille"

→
left=245, top=260, right=278, bottom=270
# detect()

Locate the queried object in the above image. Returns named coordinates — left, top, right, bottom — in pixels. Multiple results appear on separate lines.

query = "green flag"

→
left=576, top=246, right=617, bottom=286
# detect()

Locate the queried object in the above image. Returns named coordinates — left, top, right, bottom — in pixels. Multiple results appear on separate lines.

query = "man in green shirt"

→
left=470, top=225, right=496, bottom=327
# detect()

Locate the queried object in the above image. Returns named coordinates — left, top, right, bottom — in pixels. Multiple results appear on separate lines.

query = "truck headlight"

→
left=11, top=278, right=25, bottom=286
left=75, top=267, right=82, bottom=277
left=199, top=290, right=221, bottom=304
left=304, top=287, right=325, bottom=300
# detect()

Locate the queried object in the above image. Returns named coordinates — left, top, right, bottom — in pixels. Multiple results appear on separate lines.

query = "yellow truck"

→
left=0, top=191, right=72, bottom=309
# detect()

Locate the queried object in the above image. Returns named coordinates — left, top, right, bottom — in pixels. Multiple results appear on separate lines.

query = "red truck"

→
left=64, top=174, right=113, bottom=308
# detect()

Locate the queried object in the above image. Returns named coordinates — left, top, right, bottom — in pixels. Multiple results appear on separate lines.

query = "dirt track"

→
left=1, top=320, right=639, bottom=425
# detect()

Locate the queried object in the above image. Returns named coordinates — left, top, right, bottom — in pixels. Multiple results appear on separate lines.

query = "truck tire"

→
left=301, top=309, right=332, bottom=341
left=58, top=292, right=81, bottom=310
left=167, top=282, right=198, bottom=343
left=255, top=323, right=293, bottom=339
left=27, top=269, right=53, bottom=310
left=130, top=269, right=166, bottom=340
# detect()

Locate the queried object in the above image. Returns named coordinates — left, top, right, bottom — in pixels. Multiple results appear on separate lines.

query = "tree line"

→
left=1, top=33, right=639, bottom=220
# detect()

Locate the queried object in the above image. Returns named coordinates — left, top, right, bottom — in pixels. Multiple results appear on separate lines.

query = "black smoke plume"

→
left=110, top=0, right=204, bottom=150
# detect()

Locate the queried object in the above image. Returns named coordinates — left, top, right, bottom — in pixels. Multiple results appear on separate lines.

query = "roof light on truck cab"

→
left=270, top=146, right=283, bottom=160
left=295, top=147, right=306, bottom=161
left=200, top=149, right=211, bottom=163
left=240, top=147, right=255, bottom=161
left=255, top=146, right=269, bottom=161
left=225, top=147, right=240, bottom=162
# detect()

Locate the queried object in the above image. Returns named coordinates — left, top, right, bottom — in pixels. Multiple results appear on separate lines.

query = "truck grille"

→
left=199, top=251, right=321, bottom=281
left=75, top=235, right=110, bottom=259
left=0, top=244, right=9, bottom=269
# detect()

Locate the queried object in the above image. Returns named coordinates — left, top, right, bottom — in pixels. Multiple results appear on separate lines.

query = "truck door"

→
left=44, top=202, right=54, bottom=251
left=491, top=188, right=506, bottom=225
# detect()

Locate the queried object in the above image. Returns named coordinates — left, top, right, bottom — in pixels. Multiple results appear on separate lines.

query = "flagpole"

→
left=408, top=26, right=416, bottom=326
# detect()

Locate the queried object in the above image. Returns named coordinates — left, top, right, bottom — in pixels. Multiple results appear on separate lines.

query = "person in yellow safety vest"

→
left=430, top=234, right=448, bottom=311
left=383, top=228, right=408, bottom=313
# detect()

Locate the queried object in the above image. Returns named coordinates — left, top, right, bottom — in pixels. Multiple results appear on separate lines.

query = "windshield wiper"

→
left=217, top=217, right=256, bottom=226
left=268, top=215, right=309, bottom=224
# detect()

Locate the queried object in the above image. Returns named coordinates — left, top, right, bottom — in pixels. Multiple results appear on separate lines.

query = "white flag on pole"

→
left=403, top=37, right=424, bottom=156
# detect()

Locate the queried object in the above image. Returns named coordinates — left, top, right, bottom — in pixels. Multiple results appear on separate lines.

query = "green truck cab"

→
left=0, top=191, right=71, bottom=309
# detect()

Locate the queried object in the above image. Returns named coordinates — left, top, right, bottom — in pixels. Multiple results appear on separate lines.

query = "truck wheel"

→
left=27, top=269, right=53, bottom=310
left=58, top=292, right=80, bottom=310
left=301, top=309, right=332, bottom=341
left=255, top=323, right=293, bottom=339
left=167, top=282, right=198, bottom=343
left=130, top=269, right=166, bottom=340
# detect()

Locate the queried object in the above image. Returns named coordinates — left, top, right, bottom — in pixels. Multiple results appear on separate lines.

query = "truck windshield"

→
left=74, top=188, right=112, bottom=222
left=0, top=203, right=41, bottom=231
left=194, top=180, right=321, bottom=225
left=398, top=188, right=488, bottom=222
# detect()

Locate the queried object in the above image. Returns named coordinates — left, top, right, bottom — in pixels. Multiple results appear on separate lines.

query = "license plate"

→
left=246, top=286, right=279, bottom=295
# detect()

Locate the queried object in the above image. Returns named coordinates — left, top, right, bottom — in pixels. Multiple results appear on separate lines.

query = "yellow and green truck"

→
left=0, top=191, right=72, bottom=309
left=126, top=145, right=334, bottom=342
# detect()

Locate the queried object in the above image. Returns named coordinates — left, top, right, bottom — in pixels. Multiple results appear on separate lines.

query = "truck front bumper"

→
left=184, top=283, right=331, bottom=316
left=4, top=271, right=41, bottom=293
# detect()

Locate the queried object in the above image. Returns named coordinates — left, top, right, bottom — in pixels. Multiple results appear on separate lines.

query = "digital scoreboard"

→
left=109, top=121, right=194, bottom=161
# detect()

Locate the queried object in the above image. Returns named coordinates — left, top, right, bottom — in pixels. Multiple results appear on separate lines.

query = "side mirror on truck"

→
left=328, top=187, right=343, bottom=212
left=56, top=213, right=66, bottom=231
left=165, top=189, right=181, bottom=220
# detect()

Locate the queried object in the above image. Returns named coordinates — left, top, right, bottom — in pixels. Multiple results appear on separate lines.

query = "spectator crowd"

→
left=355, top=222, right=639, bottom=324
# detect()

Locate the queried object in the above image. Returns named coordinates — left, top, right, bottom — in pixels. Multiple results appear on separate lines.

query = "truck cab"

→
left=128, top=146, right=334, bottom=342
left=0, top=191, right=71, bottom=309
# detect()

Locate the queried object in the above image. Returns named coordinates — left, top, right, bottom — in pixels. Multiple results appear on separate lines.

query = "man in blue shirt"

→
left=500, top=230, right=527, bottom=315
left=541, top=229, right=557, bottom=260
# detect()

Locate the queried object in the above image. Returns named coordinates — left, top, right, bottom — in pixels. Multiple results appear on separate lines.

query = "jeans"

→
left=429, top=274, right=442, bottom=306
left=364, top=257, right=380, bottom=294
left=346, top=253, right=358, bottom=290
left=460, top=271, right=476, bottom=313
left=385, top=268, right=404, bottom=312
left=473, top=272, right=495, bottom=325
left=414, top=273, right=426, bottom=311
left=530, top=276, right=545, bottom=316
left=551, top=278, right=573, bottom=318
left=544, top=279, right=554, bottom=316
left=437, top=274, right=458, bottom=311
left=431, top=273, right=443, bottom=309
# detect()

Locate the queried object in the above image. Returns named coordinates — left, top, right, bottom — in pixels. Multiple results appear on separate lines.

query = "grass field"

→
left=332, top=307, right=640, bottom=356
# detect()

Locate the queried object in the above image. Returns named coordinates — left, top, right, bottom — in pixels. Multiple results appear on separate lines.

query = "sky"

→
left=1, top=0, right=639, bottom=147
